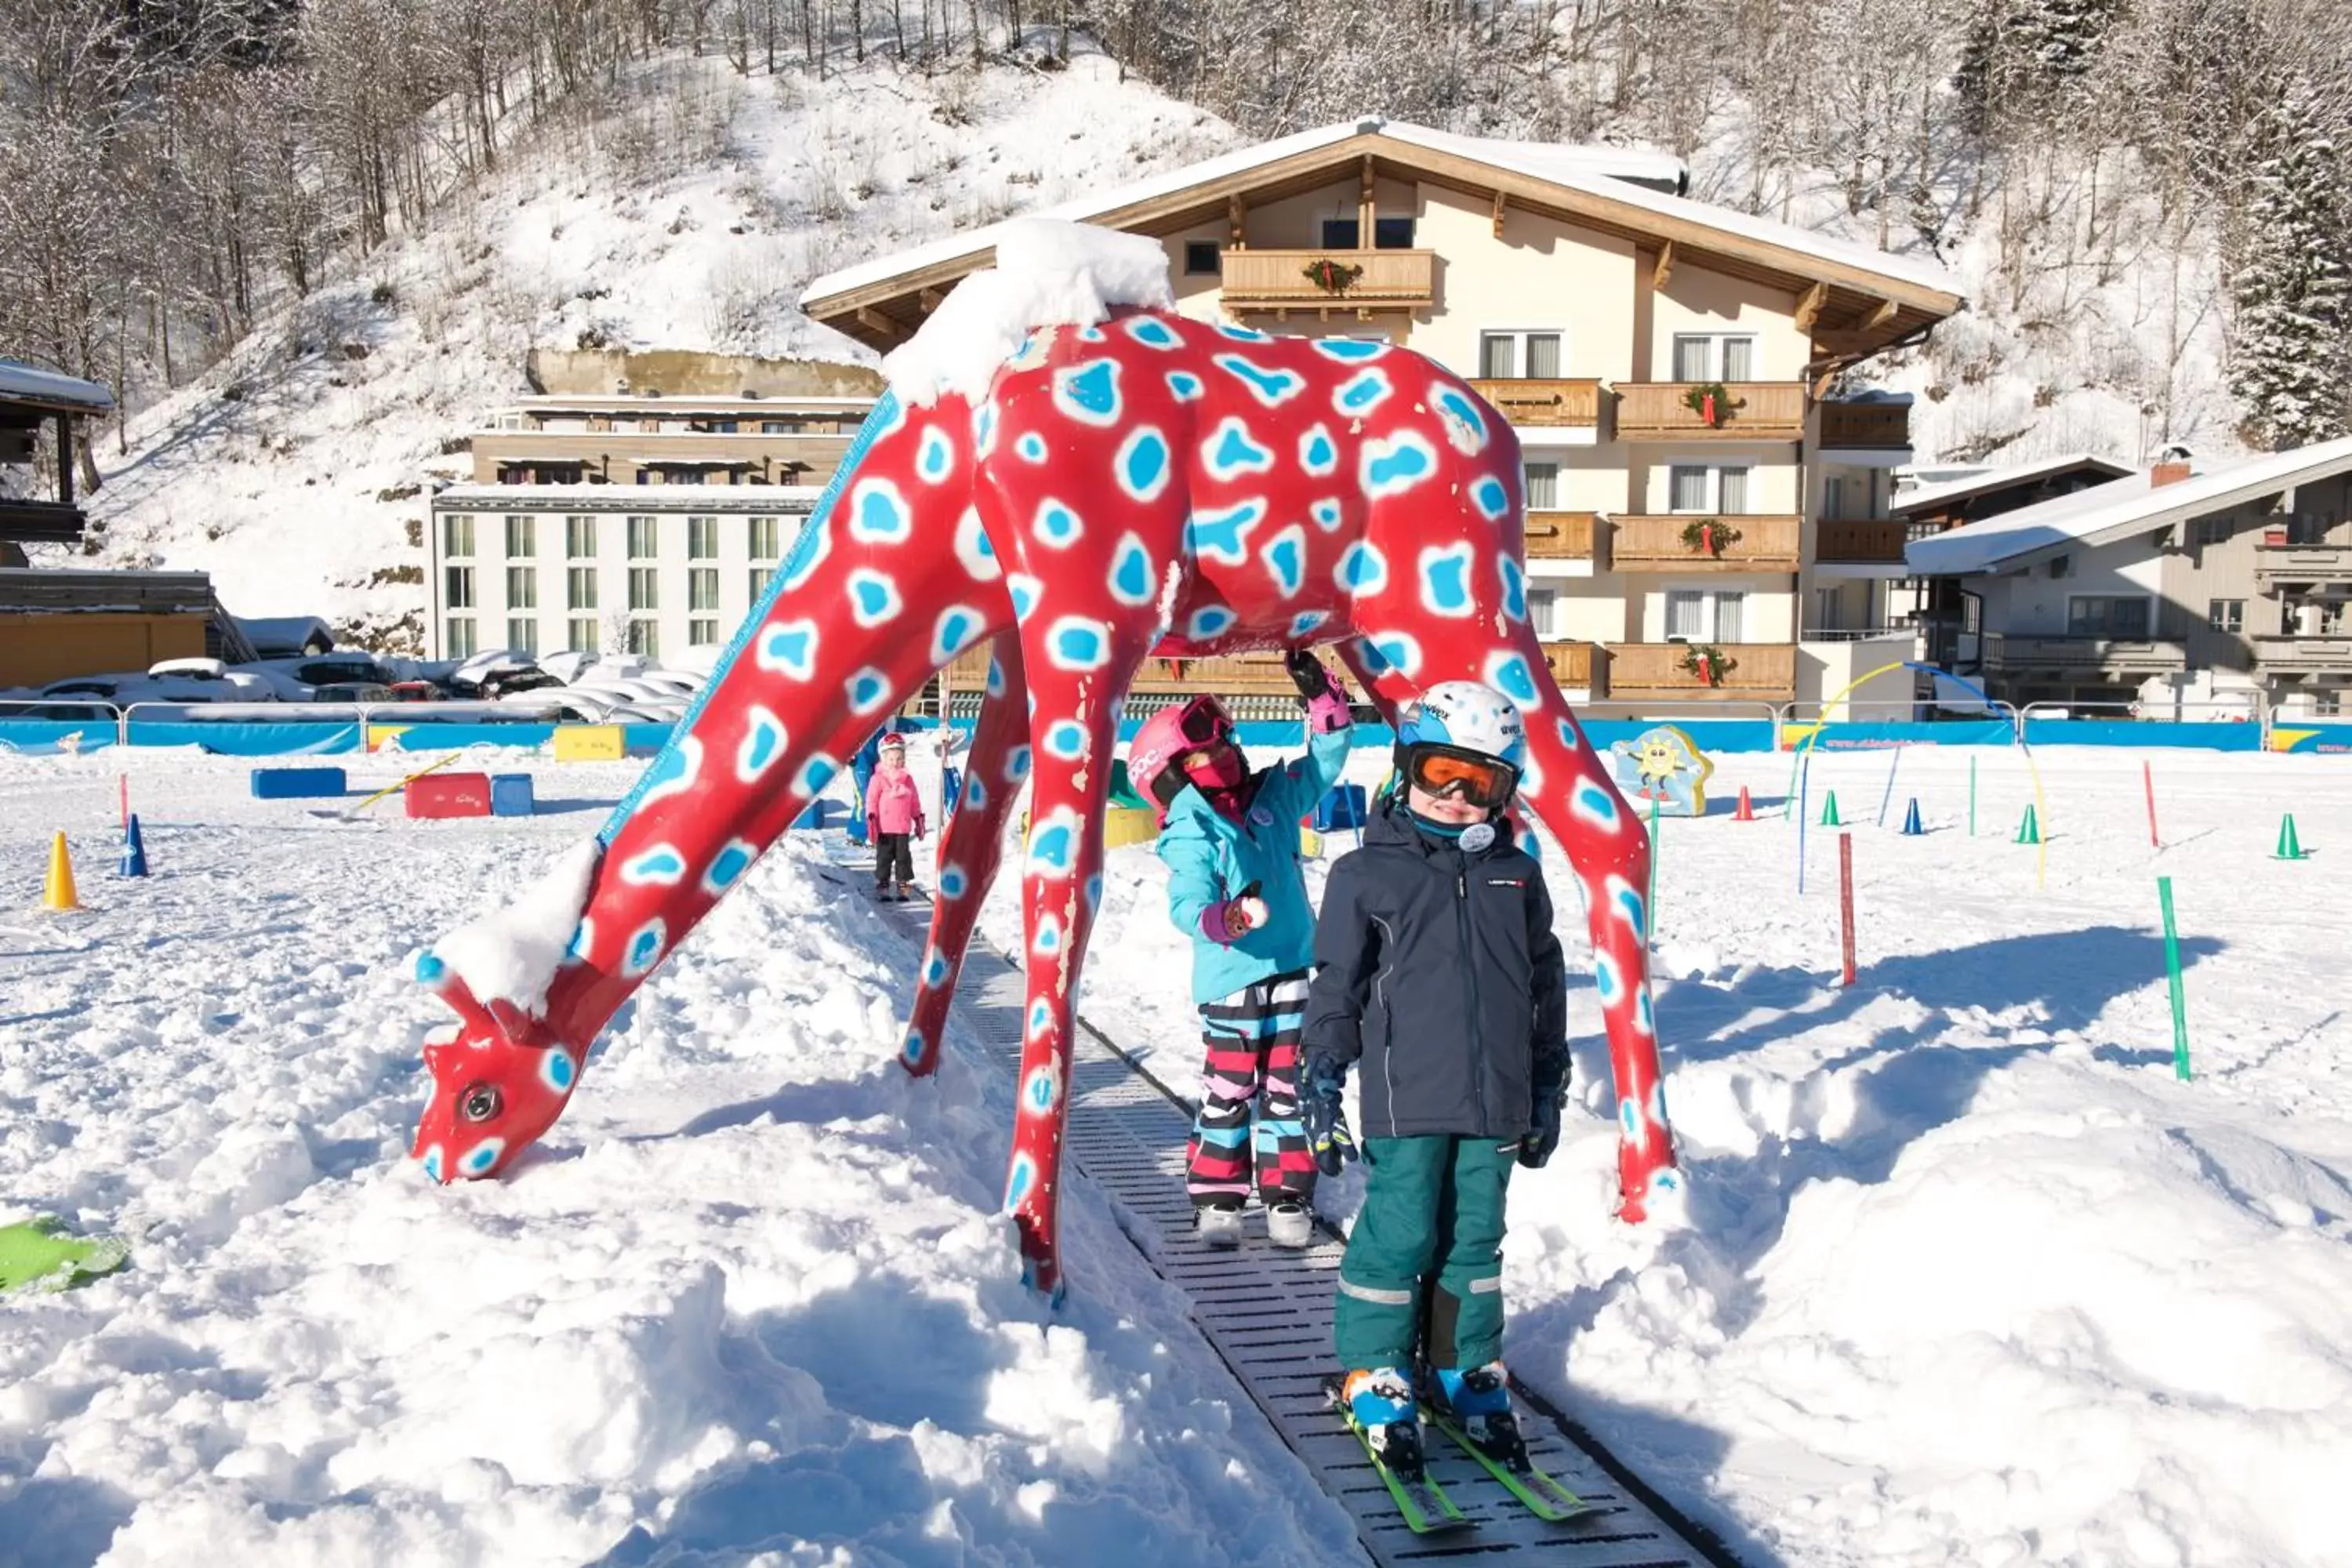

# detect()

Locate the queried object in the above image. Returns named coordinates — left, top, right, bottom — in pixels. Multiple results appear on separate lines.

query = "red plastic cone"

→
left=1734, top=785, right=1755, bottom=822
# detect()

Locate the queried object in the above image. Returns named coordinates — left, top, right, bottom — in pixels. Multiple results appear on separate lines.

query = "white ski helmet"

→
left=1395, top=681, right=1528, bottom=768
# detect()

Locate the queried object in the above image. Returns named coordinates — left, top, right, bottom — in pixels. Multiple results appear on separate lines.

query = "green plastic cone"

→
left=0, top=1218, right=129, bottom=1293
left=2015, top=804, right=2041, bottom=845
left=2275, top=814, right=2308, bottom=861
left=1820, top=790, right=1842, bottom=827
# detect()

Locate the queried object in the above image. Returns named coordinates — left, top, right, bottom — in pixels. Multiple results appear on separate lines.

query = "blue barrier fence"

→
left=0, top=711, right=2338, bottom=758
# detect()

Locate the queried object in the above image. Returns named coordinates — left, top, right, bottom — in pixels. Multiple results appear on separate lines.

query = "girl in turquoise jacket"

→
left=1130, top=652, right=1354, bottom=1249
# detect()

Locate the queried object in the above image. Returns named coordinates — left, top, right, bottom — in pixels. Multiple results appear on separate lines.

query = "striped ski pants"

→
left=1186, top=970, right=1317, bottom=1208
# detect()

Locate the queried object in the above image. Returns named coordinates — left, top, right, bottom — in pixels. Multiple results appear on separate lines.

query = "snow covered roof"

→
left=1892, top=452, right=2132, bottom=518
left=1905, top=437, right=2352, bottom=575
left=432, top=483, right=829, bottom=507
left=0, top=361, right=114, bottom=415
left=802, top=118, right=1959, bottom=332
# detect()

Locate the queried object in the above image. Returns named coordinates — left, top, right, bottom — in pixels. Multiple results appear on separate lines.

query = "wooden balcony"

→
left=0, top=499, right=89, bottom=544
left=1524, top=510, right=1601, bottom=563
left=1219, top=249, right=1437, bottom=313
left=1609, top=514, right=1802, bottom=572
left=1818, top=401, right=1911, bottom=451
left=1981, top=634, right=2188, bottom=673
left=1816, top=517, right=1909, bottom=564
left=1469, top=378, right=1602, bottom=430
left=1606, top=641, right=1798, bottom=699
left=2256, top=543, right=2352, bottom=592
left=2252, top=633, right=2352, bottom=673
left=1539, top=640, right=1604, bottom=694
left=1613, top=382, right=1806, bottom=441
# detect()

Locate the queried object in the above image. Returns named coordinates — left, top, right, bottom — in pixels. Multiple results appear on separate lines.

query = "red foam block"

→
left=405, top=772, right=494, bottom=818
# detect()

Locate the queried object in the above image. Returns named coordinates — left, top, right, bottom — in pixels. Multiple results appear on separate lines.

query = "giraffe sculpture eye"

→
left=459, top=1083, right=503, bottom=1123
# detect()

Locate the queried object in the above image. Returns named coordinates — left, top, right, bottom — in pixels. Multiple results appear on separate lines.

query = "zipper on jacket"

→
left=1457, top=858, right=1490, bottom=1134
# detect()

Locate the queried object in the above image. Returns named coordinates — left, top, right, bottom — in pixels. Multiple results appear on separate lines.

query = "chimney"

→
left=2151, top=461, right=2193, bottom=488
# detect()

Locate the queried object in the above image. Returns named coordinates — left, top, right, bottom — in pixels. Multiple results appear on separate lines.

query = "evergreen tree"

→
left=1957, top=0, right=2125, bottom=134
left=2230, top=84, right=2352, bottom=449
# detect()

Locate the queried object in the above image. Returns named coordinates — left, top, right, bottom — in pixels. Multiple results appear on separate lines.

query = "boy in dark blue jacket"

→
left=1301, top=681, right=1570, bottom=1482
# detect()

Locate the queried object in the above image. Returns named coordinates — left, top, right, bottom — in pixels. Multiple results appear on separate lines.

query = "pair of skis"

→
left=1323, top=1377, right=1592, bottom=1535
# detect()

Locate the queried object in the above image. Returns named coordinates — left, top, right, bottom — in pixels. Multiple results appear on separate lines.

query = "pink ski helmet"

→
left=1129, top=695, right=1234, bottom=811
left=878, top=731, right=908, bottom=751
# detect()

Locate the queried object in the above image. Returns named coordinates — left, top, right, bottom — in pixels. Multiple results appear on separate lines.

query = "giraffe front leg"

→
left=1001, top=662, right=1133, bottom=1301
left=902, top=635, right=1031, bottom=1076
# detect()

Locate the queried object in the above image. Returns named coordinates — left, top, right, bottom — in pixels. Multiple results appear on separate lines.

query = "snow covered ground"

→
left=5, top=736, right=2349, bottom=1566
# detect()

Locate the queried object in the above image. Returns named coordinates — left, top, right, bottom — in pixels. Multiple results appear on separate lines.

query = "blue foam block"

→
left=489, top=774, right=535, bottom=817
left=1313, top=784, right=1368, bottom=832
left=793, top=798, right=828, bottom=830
left=251, top=767, right=347, bottom=799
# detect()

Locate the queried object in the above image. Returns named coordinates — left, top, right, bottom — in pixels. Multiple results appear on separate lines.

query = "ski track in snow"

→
left=3, top=739, right=2350, bottom=1566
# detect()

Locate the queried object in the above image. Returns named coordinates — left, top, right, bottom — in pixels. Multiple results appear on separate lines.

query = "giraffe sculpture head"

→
left=409, top=969, right=581, bottom=1183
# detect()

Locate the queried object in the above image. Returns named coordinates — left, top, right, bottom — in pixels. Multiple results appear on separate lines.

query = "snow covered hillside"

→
left=5, top=737, right=2347, bottom=1565
left=71, top=49, right=1236, bottom=647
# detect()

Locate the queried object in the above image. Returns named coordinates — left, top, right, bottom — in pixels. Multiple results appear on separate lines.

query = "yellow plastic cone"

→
left=43, top=831, right=81, bottom=912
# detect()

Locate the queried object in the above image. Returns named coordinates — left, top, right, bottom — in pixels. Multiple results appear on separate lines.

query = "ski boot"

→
left=1426, top=1361, right=1528, bottom=1472
left=1194, top=1203, right=1243, bottom=1250
left=1342, top=1367, right=1425, bottom=1481
left=1265, top=1200, right=1313, bottom=1249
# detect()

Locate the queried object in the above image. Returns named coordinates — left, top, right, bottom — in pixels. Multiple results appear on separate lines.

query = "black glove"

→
left=1283, top=649, right=1332, bottom=702
left=1301, top=1054, right=1358, bottom=1176
left=1519, top=1067, right=1568, bottom=1170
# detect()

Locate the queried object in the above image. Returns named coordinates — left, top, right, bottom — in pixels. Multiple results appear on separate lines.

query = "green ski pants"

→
left=1333, top=1134, right=1518, bottom=1371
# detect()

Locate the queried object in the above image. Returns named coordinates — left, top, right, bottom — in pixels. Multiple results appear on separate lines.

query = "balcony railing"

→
left=1469, top=378, right=1602, bottom=429
left=2252, top=633, right=2352, bottom=671
left=1524, top=510, right=1601, bottom=562
left=1610, top=514, right=1802, bottom=572
left=1818, top=401, right=1912, bottom=451
left=1539, top=640, right=1603, bottom=693
left=2255, top=543, right=2352, bottom=591
left=0, top=499, right=89, bottom=543
left=1613, top=382, right=1806, bottom=441
left=1981, top=634, right=2188, bottom=672
left=1218, top=249, right=1438, bottom=312
left=1816, top=517, right=1910, bottom=564
left=1606, top=641, right=1798, bottom=699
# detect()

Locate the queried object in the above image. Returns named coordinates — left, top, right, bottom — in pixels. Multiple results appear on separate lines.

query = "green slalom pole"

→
left=1646, top=793, right=1661, bottom=949
left=2158, top=876, right=2191, bottom=1082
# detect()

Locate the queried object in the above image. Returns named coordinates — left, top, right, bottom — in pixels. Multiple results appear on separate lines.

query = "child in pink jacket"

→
left=864, top=732, right=926, bottom=901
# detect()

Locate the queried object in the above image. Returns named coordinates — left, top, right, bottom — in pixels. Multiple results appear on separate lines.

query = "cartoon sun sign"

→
left=1608, top=725, right=1712, bottom=817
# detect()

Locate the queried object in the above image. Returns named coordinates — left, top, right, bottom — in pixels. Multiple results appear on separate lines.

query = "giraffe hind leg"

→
left=902, top=635, right=1030, bottom=1076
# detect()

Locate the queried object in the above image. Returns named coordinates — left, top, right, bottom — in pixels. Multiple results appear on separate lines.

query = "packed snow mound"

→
left=432, top=838, right=601, bottom=1014
left=881, top=220, right=1175, bottom=407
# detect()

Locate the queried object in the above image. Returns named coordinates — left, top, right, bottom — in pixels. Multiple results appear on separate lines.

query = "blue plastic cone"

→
left=1900, top=797, right=1924, bottom=837
left=118, top=814, right=148, bottom=878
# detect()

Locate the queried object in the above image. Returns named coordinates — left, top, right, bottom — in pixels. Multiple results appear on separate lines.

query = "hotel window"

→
left=2067, top=596, right=2151, bottom=637
left=1523, top=462, right=1559, bottom=510
left=444, top=618, right=477, bottom=657
left=688, top=515, right=718, bottom=559
left=1525, top=587, right=1558, bottom=637
left=1668, top=464, right=1752, bottom=513
left=504, top=515, right=534, bottom=557
left=568, top=618, right=597, bottom=652
left=630, top=567, right=659, bottom=611
left=565, top=515, right=596, bottom=558
left=2209, top=599, right=2245, bottom=633
left=2193, top=517, right=2232, bottom=546
left=567, top=567, right=597, bottom=611
left=749, top=565, right=775, bottom=604
left=506, top=567, right=536, bottom=609
left=690, top=568, right=719, bottom=612
left=627, top=515, right=658, bottom=558
left=1479, top=332, right=1563, bottom=380
left=1671, top=334, right=1757, bottom=382
left=507, top=618, right=539, bottom=654
left=442, top=514, right=474, bottom=557
left=1666, top=588, right=1746, bottom=642
left=627, top=620, right=660, bottom=657
left=1184, top=240, right=1221, bottom=276
left=1374, top=216, right=1416, bottom=249
left=445, top=566, right=474, bottom=609
left=749, top=516, right=780, bottom=559
left=1824, top=475, right=1846, bottom=518
left=689, top=618, right=720, bottom=646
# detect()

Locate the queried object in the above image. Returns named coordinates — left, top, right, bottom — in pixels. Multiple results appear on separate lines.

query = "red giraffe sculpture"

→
left=411, top=222, right=1679, bottom=1296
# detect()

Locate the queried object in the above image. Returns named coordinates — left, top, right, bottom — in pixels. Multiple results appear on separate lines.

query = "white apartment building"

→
left=800, top=116, right=1967, bottom=706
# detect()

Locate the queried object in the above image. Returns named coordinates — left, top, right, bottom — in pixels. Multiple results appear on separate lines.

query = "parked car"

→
left=234, top=615, right=335, bottom=659
left=385, top=681, right=446, bottom=702
left=147, top=658, right=275, bottom=700
left=230, top=655, right=390, bottom=702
